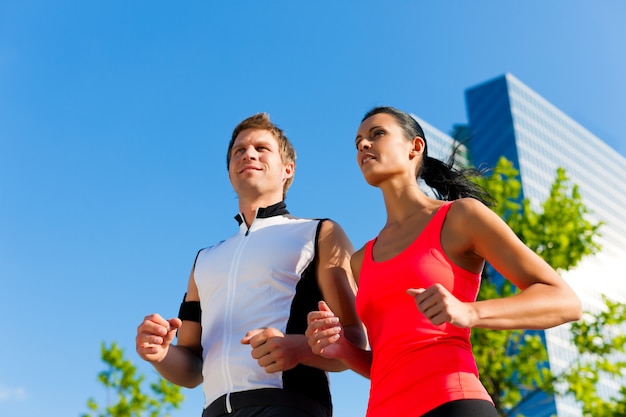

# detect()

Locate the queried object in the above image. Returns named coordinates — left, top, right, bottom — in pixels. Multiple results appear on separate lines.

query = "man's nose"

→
left=242, top=147, right=258, bottom=160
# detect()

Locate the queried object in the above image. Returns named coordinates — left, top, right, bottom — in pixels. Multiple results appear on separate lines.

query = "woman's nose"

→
left=358, top=139, right=371, bottom=152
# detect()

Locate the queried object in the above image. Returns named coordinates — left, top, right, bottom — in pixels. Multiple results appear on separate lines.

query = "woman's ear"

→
left=410, top=136, right=426, bottom=157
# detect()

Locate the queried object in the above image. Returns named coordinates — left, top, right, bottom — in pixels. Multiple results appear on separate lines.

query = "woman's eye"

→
left=373, top=130, right=385, bottom=138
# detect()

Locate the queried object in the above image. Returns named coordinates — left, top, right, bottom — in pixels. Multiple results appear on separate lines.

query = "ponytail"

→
left=421, top=147, right=493, bottom=206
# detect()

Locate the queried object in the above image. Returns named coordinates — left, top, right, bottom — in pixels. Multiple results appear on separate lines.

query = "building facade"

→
left=461, top=73, right=626, bottom=416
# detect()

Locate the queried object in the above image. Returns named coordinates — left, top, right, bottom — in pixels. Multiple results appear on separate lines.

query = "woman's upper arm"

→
left=315, top=220, right=366, bottom=347
left=453, top=198, right=565, bottom=290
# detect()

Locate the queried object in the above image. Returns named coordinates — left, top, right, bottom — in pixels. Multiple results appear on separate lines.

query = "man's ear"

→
left=283, top=162, right=295, bottom=180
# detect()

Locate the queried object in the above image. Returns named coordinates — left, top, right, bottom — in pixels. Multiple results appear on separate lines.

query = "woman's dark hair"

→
left=362, top=106, right=493, bottom=206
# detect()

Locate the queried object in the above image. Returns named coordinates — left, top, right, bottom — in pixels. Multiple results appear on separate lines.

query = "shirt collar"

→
left=234, top=201, right=289, bottom=225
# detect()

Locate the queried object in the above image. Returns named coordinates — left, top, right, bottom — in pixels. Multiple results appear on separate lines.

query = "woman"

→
left=306, top=106, right=582, bottom=416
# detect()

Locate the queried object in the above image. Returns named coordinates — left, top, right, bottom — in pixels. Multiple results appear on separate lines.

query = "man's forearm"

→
left=152, top=345, right=203, bottom=388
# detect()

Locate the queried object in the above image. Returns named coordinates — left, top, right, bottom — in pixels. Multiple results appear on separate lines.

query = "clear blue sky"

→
left=1, top=2, right=624, bottom=417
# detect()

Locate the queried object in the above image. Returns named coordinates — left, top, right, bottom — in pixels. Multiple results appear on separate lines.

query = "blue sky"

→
left=1, top=2, right=625, bottom=417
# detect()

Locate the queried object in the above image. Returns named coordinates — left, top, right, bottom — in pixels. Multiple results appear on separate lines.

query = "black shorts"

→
left=202, top=389, right=331, bottom=417
left=204, top=405, right=321, bottom=417
left=422, top=399, right=498, bottom=417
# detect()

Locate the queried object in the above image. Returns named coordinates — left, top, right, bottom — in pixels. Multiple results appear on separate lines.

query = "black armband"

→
left=178, top=292, right=201, bottom=322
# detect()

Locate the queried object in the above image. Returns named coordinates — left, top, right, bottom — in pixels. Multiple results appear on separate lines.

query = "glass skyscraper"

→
left=460, top=73, right=626, bottom=416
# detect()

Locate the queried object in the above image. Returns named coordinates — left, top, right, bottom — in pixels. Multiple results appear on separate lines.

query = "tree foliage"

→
left=470, top=157, right=626, bottom=416
left=566, top=296, right=626, bottom=416
left=83, top=342, right=184, bottom=417
left=475, top=157, right=602, bottom=266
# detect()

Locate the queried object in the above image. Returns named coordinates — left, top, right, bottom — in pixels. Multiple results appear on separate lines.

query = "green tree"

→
left=470, top=157, right=626, bottom=416
left=566, top=295, right=626, bottom=416
left=83, top=342, right=184, bottom=417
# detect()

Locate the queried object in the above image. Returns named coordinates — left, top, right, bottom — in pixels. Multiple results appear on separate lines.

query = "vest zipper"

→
left=223, top=209, right=257, bottom=412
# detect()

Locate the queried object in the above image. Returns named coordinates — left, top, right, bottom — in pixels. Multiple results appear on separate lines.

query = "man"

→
left=136, top=113, right=365, bottom=417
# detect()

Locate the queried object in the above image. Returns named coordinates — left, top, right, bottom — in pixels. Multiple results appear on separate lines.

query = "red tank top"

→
left=356, top=202, right=493, bottom=416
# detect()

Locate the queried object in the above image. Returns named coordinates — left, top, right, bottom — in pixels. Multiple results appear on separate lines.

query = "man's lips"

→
left=239, top=165, right=262, bottom=173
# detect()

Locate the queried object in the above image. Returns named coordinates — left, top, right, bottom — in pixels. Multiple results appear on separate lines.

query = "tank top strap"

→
left=419, top=201, right=454, bottom=249
left=363, top=238, right=376, bottom=265
left=432, top=201, right=454, bottom=225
